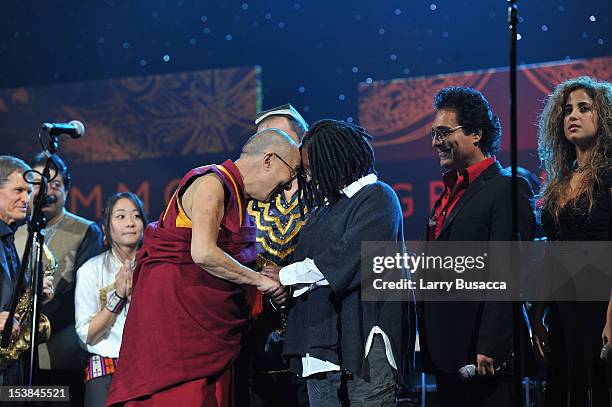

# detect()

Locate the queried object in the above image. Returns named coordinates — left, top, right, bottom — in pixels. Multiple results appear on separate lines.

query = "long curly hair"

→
left=537, top=76, right=612, bottom=221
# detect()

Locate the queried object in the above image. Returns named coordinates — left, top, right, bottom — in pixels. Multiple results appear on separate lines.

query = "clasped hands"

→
left=115, top=262, right=134, bottom=300
left=256, top=265, right=288, bottom=306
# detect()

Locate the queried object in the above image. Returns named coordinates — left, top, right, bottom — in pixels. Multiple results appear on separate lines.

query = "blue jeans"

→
left=306, top=335, right=398, bottom=407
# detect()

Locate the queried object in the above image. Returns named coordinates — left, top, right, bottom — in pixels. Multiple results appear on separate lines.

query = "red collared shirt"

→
left=430, top=157, right=497, bottom=240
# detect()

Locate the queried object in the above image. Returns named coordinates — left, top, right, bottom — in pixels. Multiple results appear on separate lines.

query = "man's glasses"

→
left=430, top=125, right=464, bottom=142
left=29, top=175, right=64, bottom=191
left=272, top=153, right=299, bottom=191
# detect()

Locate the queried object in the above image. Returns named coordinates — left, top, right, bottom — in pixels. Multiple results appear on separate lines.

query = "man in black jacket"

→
left=0, top=155, right=54, bottom=385
left=419, top=87, right=535, bottom=406
left=264, top=119, right=410, bottom=406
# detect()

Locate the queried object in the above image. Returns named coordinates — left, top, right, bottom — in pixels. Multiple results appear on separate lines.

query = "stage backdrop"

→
left=0, top=66, right=261, bottom=221
left=0, top=58, right=611, bottom=239
left=359, top=56, right=612, bottom=238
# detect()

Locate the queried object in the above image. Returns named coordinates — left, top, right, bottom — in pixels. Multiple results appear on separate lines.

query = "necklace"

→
left=572, top=161, right=587, bottom=173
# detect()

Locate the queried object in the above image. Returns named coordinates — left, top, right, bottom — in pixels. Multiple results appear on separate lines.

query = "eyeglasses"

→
left=430, top=125, right=464, bottom=142
left=272, top=153, right=299, bottom=191
left=29, top=175, right=64, bottom=191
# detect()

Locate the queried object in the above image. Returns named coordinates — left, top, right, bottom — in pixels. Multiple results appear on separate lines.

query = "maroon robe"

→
left=106, top=160, right=258, bottom=406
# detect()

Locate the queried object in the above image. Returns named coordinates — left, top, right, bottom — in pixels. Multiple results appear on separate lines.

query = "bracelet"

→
left=105, top=291, right=127, bottom=314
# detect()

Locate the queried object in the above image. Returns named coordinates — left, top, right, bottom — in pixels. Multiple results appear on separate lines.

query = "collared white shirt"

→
left=75, top=250, right=129, bottom=358
left=279, top=173, right=397, bottom=377
left=341, top=173, right=378, bottom=198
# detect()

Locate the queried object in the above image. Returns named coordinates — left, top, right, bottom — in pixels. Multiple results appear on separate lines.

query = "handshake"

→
left=255, top=265, right=289, bottom=306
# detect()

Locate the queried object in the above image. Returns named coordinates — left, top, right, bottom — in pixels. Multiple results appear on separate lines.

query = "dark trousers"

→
left=546, top=302, right=611, bottom=407
left=306, top=335, right=398, bottom=407
left=36, top=369, right=84, bottom=406
left=0, top=358, right=24, bottom=385
left=239, top=305, right=309, bottom=407
left=250, top=371, right=309, bottom=407
left=235, top=339, right=309, bottom=407
left=434, top=372, right=512, bottom=407
left=0, top=359, right=25, bottom=406
left=84, top=375, right=112, bottom=407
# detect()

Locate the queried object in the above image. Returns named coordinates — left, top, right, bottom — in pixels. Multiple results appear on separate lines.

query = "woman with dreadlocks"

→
left=262, top=119, right=410, bottom=406
left=532, top=76, right=612, bottom=406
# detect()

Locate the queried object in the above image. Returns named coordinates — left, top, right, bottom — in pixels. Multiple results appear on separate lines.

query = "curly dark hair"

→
left=433, top=87, right=502, bottom=156
left=538, top=76, right=612, bottom=220
left=299, top=119, right=376, bottom=207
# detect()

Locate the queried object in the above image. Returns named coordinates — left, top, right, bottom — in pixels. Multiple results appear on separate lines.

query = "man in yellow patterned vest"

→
left=244, top=103, right=310, bottom=407
left=15, top=153, right=104, bottom=405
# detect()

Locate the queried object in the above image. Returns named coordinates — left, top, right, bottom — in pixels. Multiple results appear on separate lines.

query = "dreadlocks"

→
left=299, top=119, right=376, bottom=208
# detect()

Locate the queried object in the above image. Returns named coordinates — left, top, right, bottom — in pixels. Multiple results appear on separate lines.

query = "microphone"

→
left=601, top=343, right=612, bottom=363
left=41, top=120, right=86, bottom=139
left=42, top=195, right=57, bottom=205
left=458, top=358, right=510, bottom=381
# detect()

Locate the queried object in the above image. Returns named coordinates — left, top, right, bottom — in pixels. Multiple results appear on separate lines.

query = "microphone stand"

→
left=508, top=1, right=523, bottom=406
left=0, top=132, right=60, bottom=387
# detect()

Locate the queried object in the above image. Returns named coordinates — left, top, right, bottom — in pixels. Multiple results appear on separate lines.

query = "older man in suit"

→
left=0, top=155, right=54, bottom=385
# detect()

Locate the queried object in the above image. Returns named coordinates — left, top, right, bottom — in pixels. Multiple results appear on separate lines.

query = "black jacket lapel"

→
left=436, top=162, right=502, bottom=240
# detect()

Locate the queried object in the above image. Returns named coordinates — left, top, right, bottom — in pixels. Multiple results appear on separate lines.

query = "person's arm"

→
left=267, top=185, right=403, bottom=298
left=603, top=290, right=612, bottom=345
left=263, top=259, right=328, bottom=298
left=604, top=184, right=612, bottom=346
left=184, top=174, right=285, bottom=300
left=87, top=264, right=131, bottom=345
left=74, top=259, right=104, bottom=345
left=75, top=255, right=131, bottom=346
left=42, top=275, right=54, bottom=304
left=311, top=185, right=403, bottom=296
left=0, top=312, right=19, bottom=337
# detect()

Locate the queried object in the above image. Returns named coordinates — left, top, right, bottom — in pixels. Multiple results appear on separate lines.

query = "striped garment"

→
left=85, top=354, right=118, bottom=382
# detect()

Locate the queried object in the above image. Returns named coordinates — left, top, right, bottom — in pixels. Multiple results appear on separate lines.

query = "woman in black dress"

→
left=533, top=76, right=612, bottom=406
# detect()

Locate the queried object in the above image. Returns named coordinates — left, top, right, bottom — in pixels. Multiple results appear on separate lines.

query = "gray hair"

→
left=0, top=156, right=31, bottom=187
left=255, top=103, right=309, bottom=142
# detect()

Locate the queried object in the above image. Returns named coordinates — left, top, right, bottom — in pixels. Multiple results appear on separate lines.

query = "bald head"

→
left=241, top=128, right=298, bottom=158
left=235, top=128, right=301, bottom=202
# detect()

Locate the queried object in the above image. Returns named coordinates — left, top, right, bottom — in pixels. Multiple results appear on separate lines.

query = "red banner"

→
left=359, top=56, right=612, bottom=162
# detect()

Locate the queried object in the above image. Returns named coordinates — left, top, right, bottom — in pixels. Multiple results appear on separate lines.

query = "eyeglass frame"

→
left=430, top=125, right=465, bottom=142
left=29, top=172, right=65, bottom=191
left=272, top=153, right=300, bottom=191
